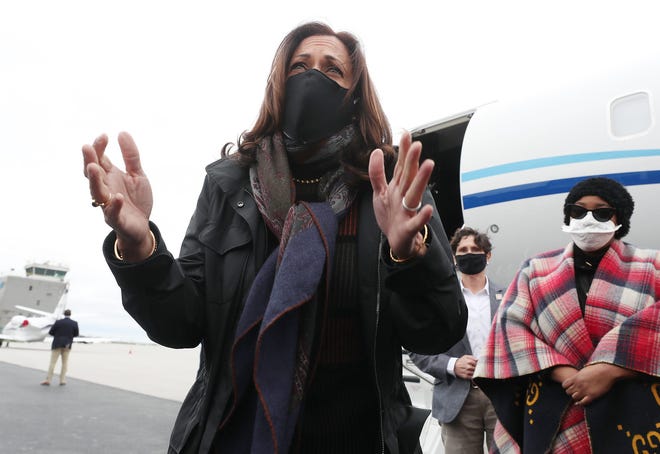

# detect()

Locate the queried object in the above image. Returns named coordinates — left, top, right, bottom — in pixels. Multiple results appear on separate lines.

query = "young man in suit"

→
left=41, top=309, right=79, bottom=386
left=410, top=227, right=504, bottom=453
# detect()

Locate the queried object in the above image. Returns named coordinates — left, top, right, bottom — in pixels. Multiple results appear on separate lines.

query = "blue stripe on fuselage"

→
left=463, top=170, right=660, bottom=209
left=462, top=149, right=660, bottom=182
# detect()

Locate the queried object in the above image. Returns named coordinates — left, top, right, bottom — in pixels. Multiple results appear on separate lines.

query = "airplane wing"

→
left=14, top=305, right=55, bottom=318
left=0, top=334, right=40, bottom=342
left=0, top=335, right=116, bottom=344
left=73, top=337, right=118, bottom=344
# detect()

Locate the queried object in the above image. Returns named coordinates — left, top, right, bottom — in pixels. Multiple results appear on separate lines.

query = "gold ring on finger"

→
left=91, top=193, right=113, bottom=208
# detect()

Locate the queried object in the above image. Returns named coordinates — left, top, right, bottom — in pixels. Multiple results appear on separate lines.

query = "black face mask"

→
left=282, top=69, right=357, bottom=145
left=455, top=253, right=488, bottom=275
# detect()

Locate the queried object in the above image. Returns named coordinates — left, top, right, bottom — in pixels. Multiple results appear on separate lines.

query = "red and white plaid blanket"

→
left=475, top=240, right=660, bottom=453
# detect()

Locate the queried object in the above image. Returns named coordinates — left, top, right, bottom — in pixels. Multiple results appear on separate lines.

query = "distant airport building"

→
left=0, top=262, right=69, bottom=328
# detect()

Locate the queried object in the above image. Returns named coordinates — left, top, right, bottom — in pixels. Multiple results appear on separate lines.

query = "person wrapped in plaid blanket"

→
left=474, top=177, right=660, bottom=453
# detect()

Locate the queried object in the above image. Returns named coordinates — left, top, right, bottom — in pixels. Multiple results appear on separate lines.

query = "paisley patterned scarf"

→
left=215, top=131, right=357, bottom=454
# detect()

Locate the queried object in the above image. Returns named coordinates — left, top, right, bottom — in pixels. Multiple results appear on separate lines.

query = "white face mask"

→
left=561, top=211, right=621, bottom=252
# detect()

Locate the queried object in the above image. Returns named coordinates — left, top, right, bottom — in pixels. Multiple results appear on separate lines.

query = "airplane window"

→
left=610, top=91, right=652, bottom=137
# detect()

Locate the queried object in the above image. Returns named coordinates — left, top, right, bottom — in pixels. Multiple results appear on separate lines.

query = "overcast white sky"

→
left=1, top=0, right=658, bottom=342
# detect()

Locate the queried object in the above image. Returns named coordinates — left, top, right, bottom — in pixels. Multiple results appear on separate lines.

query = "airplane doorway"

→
left=411, top=113, right=472, bottom=240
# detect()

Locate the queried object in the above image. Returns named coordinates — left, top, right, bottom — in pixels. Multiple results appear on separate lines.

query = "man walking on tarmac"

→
left=41, top=309, right=79, bottom=386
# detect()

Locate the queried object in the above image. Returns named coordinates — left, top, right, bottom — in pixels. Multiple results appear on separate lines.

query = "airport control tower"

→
left=0, top=262, right=69, bottom=328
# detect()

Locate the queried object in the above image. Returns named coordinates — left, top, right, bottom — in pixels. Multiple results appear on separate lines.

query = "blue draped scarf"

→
left=214, top=133, right=356, bottom=453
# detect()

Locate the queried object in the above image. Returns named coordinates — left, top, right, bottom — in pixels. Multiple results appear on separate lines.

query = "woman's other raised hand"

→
left=82, top=132, right=155, bottom=262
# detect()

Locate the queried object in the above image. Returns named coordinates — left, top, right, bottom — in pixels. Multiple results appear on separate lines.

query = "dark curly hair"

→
left=449, top=227, right=493, bottom=255
left=563, top=177, right=635, bottom=238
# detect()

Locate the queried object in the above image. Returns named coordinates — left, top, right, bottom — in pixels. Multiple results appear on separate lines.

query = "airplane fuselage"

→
left=411, top=56, right=660, bottom=287
left=0, top=315, right=54, bottom=343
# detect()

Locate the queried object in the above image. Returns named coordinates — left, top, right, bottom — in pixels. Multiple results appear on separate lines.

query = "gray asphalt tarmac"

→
left=0, top=343, right=446, bottom=453
left=0, top=362, right=180, bottom=454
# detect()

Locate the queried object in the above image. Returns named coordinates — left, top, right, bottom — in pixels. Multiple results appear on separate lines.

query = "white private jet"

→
left=0, top=298, right=117, bottom=346
left=403, top=55, right=660, bottom=452
left=411, top=55, right=660, bottom=288
left=0, top=293, right=69, bottom=344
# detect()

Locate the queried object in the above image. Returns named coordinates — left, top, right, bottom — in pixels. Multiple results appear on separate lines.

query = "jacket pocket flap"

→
left=199, top=223, right=251, bottom=255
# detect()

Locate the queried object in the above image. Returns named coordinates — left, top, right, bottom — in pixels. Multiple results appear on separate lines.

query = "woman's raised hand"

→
left=368, top=131, right=434, bottom=261
left=82, top=132, right=154, bottom=262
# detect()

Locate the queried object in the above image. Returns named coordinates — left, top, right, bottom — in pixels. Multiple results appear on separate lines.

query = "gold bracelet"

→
left=114, top=230, right=157, bottom=261
left=389, top=224, right=429, bottom=263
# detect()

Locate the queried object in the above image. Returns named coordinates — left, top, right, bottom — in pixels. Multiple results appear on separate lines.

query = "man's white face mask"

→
left=562, top=211, right=621, bottom=252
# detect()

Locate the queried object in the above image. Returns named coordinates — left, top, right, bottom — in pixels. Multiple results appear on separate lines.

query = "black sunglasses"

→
left=564, top=204, right=616, bottom=222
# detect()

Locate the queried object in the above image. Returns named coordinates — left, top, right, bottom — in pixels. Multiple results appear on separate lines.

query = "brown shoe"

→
left=40, top=381, right=50, bottom=386
left=59, top=382, right=67, bottom=386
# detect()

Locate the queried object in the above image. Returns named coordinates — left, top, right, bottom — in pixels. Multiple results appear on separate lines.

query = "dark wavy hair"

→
left=221, top=22, right=396, bottom=181
left=449, top=227, right=493, bottom=255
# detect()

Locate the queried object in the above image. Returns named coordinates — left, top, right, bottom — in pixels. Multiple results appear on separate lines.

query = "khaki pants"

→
left=441, top=386, right=496, bottom=454
left=46, top=347, right=71, bottom=384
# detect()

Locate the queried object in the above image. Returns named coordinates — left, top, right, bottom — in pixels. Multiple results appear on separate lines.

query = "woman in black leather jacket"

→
left=83, top=21, right=467, bottom=454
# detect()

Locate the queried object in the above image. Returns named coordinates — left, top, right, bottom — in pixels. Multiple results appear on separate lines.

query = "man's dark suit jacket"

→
left=49, top=316, right=79, bottom=349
